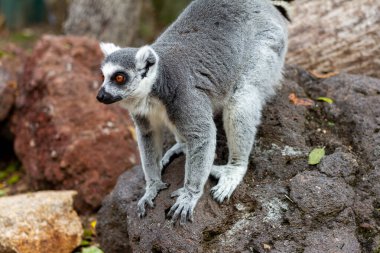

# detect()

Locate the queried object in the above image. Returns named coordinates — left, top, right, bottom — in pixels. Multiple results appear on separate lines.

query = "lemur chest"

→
left=145, top=99, right=177, bottom=135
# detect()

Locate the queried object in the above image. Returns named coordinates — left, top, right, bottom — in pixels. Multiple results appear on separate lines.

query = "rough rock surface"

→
left=287, top=0, right=380, bottom=78
left=97, top=67, right=380, bottom=253
left=0, top=68, right=15, bottom=122
left=0, top=191, right=82, bottom=253
left=0, top=44, right=25, bottom=122
left=11, top=36, right=139, bottom=212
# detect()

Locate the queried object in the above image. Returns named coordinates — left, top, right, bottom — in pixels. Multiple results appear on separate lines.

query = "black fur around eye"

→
left=112, top=72, right=128, bottom=85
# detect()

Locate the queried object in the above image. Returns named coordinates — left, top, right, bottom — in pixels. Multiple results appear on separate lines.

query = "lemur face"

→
left=97, top=60, right=141, bottom=104
left=97, top=43, right=159, bottom=105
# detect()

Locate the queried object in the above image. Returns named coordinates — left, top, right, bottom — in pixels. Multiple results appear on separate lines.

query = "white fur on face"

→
left=99, top=42, right=121, bottom=56
left=101, top=62, right=127, bottom=96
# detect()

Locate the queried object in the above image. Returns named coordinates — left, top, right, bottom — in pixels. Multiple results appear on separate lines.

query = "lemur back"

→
left=151, top=0, right=288, bottom=107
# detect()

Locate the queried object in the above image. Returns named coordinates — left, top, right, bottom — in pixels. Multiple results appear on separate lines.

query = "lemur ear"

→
left=99, top=42, right=121, bottom=56
left=135, top=46, right=159, bottom=79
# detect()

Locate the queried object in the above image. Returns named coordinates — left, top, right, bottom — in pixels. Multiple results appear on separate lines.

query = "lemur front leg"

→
left=167, top=95, right=216, bottom=224
left=133, top=115, right=168, bottom=218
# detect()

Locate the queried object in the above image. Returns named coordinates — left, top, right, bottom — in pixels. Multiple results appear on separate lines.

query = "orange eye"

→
left=115, top=74, right=126, bottom=84
left=100, top=74, right=105, bottom=82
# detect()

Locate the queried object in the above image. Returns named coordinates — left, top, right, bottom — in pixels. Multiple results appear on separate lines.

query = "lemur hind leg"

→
left=211, top=84, right=263, bottom=203
left=161, top=141, right=186, bottom=169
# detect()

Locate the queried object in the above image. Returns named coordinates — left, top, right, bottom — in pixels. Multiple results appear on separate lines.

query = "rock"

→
left=11, top=35, right=139, bottom=212
left=0, top=191, right=83, bottom=253
left=290, top=171, right=355, bottom=217
left=0, top=44, right=25, bottom=122
left=97, top=67, right=380, bottom=252
left=0, top=68, right=15, bottom=122
left=319, top=151, right=358, bottom=181
left=304, top=228, right=360, bottom=253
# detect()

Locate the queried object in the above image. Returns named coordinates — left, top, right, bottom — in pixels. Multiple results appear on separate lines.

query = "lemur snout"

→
left=97, top=87, right=122, bottom=104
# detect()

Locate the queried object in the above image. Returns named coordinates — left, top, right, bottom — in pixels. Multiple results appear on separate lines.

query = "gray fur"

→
left=97, top=0, right=288, bottom=224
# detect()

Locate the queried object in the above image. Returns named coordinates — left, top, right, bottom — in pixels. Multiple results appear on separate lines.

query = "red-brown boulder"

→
left=12, top=35, right=139, bottom=212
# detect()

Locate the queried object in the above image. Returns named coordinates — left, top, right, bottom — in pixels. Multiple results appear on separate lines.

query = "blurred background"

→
left=0, top=0, right=191, bottom=48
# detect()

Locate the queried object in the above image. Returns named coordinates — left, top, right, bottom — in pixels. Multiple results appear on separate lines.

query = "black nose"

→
left=96, top=87, right=122, bottom=104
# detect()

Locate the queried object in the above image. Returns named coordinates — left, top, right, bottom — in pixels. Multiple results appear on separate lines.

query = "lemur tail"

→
left=271, top=0, right=294, bottom=21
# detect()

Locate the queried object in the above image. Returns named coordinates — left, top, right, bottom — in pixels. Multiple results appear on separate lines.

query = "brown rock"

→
left=0, top=191, right=83, bottom=253
left=0, top=68, right=15, bottom=122
left=11, top=35, right=139, bottom=212
left=0, top=44, right=25, bottom=123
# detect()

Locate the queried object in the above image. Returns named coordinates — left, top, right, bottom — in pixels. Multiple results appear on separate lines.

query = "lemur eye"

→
left=113, top=73, right=127, bottom=85
left=100, top=73, right=105, bottom=82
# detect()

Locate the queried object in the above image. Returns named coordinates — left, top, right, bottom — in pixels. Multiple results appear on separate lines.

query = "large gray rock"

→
left=290, top=171, right=355, bottom=217
left=0, top=191, right=83, bottom=253
left=304, top=228, right=361, bottom=253
left=97, top=67, right=380, bottom=252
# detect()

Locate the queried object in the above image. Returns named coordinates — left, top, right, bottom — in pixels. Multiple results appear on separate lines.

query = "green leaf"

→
left=6, top=174, right=20, bottom=185
left=316, top=97, right=334, bottom=104
left=327, top=121, right=335, bottom=127
left=308, top=148, right=326, bottom=165
left=82, top=246, right=104, bottom=253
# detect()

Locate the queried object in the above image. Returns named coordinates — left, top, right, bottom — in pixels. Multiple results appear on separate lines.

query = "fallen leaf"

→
left=310, top=70, right=339, bottom=79
left=263, top=243, right=272, bottom=250
left=289, top=93, right=315, bottom=106
left=91, top=220, right=97, bottom=229
left=316, top=97, right=334, bottom=104
left=308, top=148, right=325, bottom=165
left=128, top=126, right=137, bottom=142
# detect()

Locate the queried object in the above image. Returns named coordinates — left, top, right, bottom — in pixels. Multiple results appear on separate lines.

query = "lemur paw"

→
left=137, top=181, right=169, bottom=218
left=210, top=168, right=245, bottom=203
left=167, top=188, right=201, bottom=225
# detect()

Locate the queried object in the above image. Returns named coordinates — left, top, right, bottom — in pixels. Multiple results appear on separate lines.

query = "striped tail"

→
left=271, top=0, right=294, bottom=21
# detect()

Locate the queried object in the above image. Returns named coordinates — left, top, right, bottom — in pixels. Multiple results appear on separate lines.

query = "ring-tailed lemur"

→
left=97, top=0, right=291, bottom=225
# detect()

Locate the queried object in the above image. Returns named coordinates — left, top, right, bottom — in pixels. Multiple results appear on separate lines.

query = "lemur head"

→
left=96, top=42, right=159, bottom=105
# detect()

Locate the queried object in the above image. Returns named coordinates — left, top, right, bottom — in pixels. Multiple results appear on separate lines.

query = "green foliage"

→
left=308, top=148, right=325, bottom=165
left=0, top=162, right=21, bottom=182
left=82, top=246, right=103, bottom=253
left=0, top=189, right=6, bottom=197
left=6, top=174, right=20, bottom=185
left=80, top=240, right=91, bottom=247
